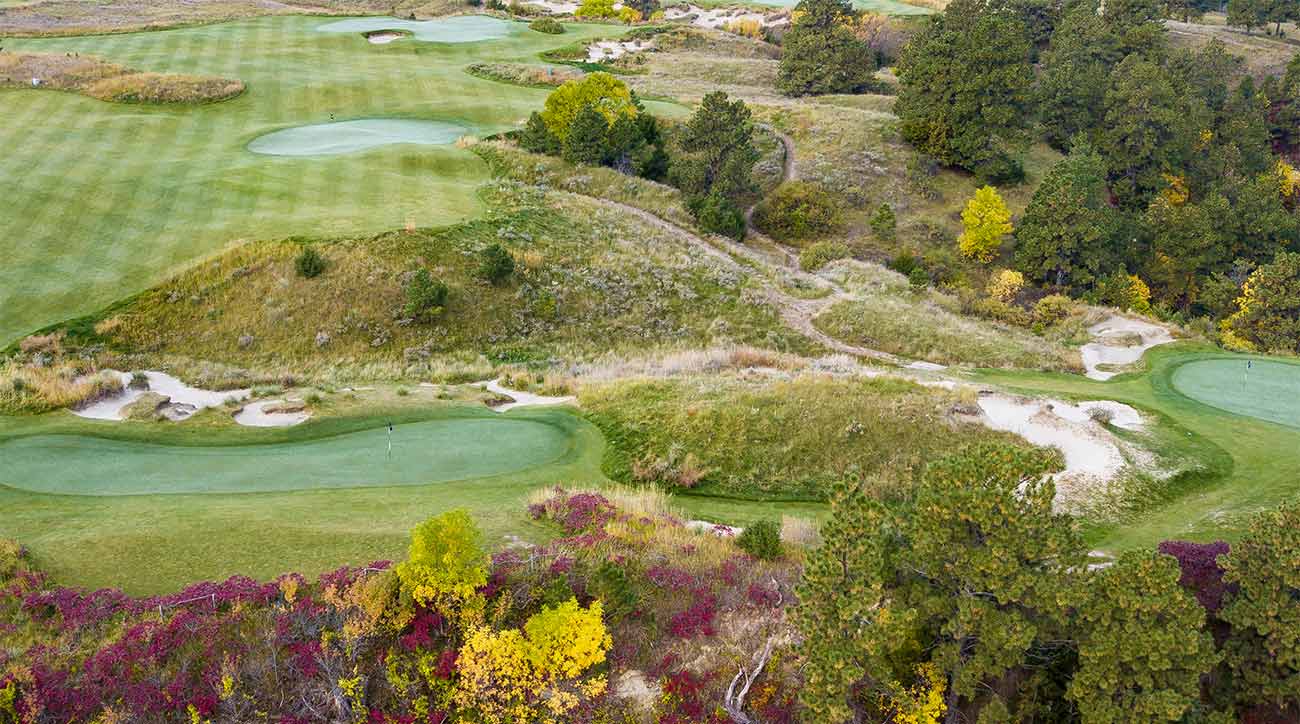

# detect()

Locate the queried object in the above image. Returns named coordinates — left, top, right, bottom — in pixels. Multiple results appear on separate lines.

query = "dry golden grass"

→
left=465, top=62, right=585, bottom=89
left=0, top=359, right=122, bottom=414
left=0, top=52, right=243, bottom=104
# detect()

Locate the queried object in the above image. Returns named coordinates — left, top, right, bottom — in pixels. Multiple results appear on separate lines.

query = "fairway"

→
left=0, top=15, right=672, bottom=344
left=0, top=418, right=571, bottom=495
left=1172, top=357, right=1300, bottom=429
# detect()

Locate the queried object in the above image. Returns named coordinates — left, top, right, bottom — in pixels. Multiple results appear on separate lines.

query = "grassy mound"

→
left=0, top=52, right=243, bottom=103
left=87, top=182, right=807, bottom=376
left=581, top=374, right=1024, bottom=500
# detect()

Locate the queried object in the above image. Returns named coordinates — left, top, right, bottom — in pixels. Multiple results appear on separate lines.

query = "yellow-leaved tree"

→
left=455, top=598, right=612, bottom=723
left=540, top=72, right=637, bottom=141
left=394, top=509, right=488, bottom=616
left=958, top=185, right=1012, bottom=263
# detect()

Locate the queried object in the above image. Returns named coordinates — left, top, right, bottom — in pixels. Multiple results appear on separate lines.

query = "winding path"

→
left=561, top=121, right=902, bottom=365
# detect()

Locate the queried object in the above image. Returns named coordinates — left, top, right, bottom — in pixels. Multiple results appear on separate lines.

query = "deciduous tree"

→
left=958, top=186, right=1012, bottom=263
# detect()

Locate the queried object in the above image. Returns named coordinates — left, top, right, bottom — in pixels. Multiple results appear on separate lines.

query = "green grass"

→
left=0, top=404, right=605, bottom=593
left=0, top=15, right=681, bottom=345
left=1170, top=358, right=1300, bottom=429
left=0, top=417, right=571, bottom=495
left=580, top=374, right=1024, bottom=501
left=976, top=345, right=1300, bottom=552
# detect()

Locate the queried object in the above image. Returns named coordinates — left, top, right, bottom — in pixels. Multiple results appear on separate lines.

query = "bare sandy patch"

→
left=1080, top=314, right=1175, bottom=380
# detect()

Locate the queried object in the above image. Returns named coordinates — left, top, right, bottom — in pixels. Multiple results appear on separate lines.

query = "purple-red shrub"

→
left=1158, top=540, right=1232, bottom=612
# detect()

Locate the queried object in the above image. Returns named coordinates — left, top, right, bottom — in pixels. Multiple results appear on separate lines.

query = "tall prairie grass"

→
left=0, top=359, right=122, bottom=414
left=0, top=52, right=242, bottom=104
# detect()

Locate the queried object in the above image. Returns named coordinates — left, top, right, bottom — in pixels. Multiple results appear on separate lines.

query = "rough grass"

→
left=465, top=61, right=585, bottom=88
left=0, top=358, right=122, bottom=414
left=580, top=373, right=1024, bottom=500
left=1166, top=15, right=1300, bottom=79
left=812, top=261, right=1083, bottom=370
left=91, top=181, right=810, bottom=372
left=0, top=51, right=245, bottom=103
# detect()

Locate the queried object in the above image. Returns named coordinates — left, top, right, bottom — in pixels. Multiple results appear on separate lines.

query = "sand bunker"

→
left=479, top=379, right=575, bottom=412
left=663, top=5, right=789, bottom=29
left=365, top=31, right=408, bottom=44
left=975, top=393, right=1145, bottom=498
left=317, top=16, right=516, bottom=43
left=526, top=0, right=585, bottom=12
left=73, top=371, right=249, bottom=422
left=234, top=399, right=312, bottom=427
left=1080, top=315, right=1175, bottom=380
left=587, top=39, right=654, bottom=62
left=248, top=118, right=468, bottom=157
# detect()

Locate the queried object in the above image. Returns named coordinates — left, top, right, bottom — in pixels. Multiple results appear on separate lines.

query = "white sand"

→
left=234, top=400, right=312, bottom=427
left=663, top=5, right=788, bottom=29
left=72, top=371, right=250, bottom=422
left=526, top=0, right=582, bottom=12
left=906, top=360, right=947, bottom=372
left=1080, top=315, right=1175, bottom=380
left=685, top=519, right=741, bottom=536
left=587, top=39, right=653, bottom=61
left=975, top=393, right=1135, bottom=489
left=366, top=31, right=405, bottom=44
left=479, top=379, right=576, bottom=412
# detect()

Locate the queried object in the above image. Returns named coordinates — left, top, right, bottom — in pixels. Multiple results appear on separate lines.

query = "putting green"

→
left=0, top=418, right=571, bottom=496
left=0, top=15, right=679, bottom=344
left=0, top=406, right=605, bottom=592
left=248, top=118, right=469, bottom=156
left=1171, top=358, right=1300, bottom=429
left=316, top=16, right=517, bottom=42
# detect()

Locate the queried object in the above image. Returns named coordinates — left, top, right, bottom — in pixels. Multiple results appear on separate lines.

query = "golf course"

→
left=979, top=347, right=1300, bottom=552
left=0, top=14, right=680, bottom=344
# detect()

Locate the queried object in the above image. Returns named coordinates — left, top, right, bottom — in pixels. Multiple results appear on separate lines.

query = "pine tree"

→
left=1014, top=140, right=1114, bottom=288
left=777, top=0, right=876, bottom=97
left=519, top=111, right=560, bottom=155
left=669, top=91, right=760, bottom=201
left=562, top=104, right=609, bottom=166
left=894, top=0, right=1034, bottom=176
left=1067, top=550, right=1220, bottom=723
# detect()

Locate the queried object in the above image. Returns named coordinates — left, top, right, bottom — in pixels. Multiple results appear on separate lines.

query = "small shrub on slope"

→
left=800, top=241, right=850, bottom=271
left=752, top=181, right=845, bottom=242
left=405, top=269, right=449, bottom=322
left=737, top=519, right=783, bottom=560
left=477, top=243, right=515, bottom=285
left=294, top=245, right=325, bottom=278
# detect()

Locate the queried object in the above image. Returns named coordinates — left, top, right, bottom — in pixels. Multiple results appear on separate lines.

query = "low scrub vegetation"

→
left=464, top=62, right=582, bottom=89
left=0, top=356, right=121, bottom=415
left=752, top=181, right=847, bottom=243
left=814, top=263, right=1084, bottom=370
left=0, top=52, right=243, bottom=104
left=580, top=374, right=1025, bottom=499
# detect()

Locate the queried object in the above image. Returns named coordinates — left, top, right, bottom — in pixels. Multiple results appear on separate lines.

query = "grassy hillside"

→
left=0, top=15, right=678, bottom=345
left=581, top=373, right=1027, bottom=500
left=88, top=181, right=810, bottom=377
